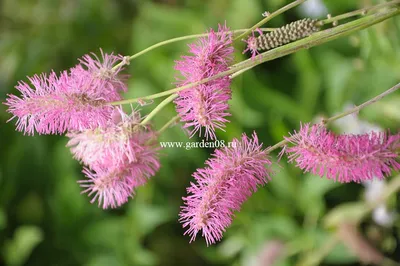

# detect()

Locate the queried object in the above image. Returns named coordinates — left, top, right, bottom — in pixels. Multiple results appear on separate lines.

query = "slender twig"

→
left=234, top=7, right=400, bottom=68
left=111, top=8, right=400, bottom=106
left=296, top=176, right=400, bottom=266
left=157, top=115, right=180, bottom=135
left=322, top=82, right=400, bottom=124
left=366, top=176, right=400, bottom=213
left=229, top=66, right=253, bottom=79
left=140, top=94, right=178, bottom=125
left=297, top=237, right=340, bottom=266
left=235, top=0, right=307, bottom=41
left=317, top=0, right=400, bottom=26
left=266, top=82, right=400, bottom=153
left=110, top=28, right=275, bottom=71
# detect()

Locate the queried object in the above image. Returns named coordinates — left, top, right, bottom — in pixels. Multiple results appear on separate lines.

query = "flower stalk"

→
left=111, top=7, right=400, bottom=106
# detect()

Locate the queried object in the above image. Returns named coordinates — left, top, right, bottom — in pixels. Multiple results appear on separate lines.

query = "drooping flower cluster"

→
left=285, top=123, right=400, bottom=183
left=4, top=50, right=127, bottom=135
left=242, top=28, right=263, bottom=59
left=243, top=18, right=320, bottom=60
left=179, top=132, right=272, bottom=245
left=174, top=23, right=234, bottom=140
left=68, top=108, right=160, bottom=209
left=66, top=108, right=143, bottom=169
left=5, top=50, right=161, bottom=209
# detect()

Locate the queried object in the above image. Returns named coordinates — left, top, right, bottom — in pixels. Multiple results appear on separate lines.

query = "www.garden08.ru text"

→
left=160, top=140, right=237, bottom=150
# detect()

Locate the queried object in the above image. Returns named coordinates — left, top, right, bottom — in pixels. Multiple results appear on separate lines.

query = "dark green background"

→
left=1, top=0, right=399, bottom=265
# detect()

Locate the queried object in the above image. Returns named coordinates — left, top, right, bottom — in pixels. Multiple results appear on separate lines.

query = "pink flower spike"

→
left=4, top=71, right=116, bottom=135
left=242, top=29, right=261, bottom=60
left=179, top=132, right=272, bottom=245
left=79, top=144, right=161, bottom=209
left=174, top=23, right=234, bottom=140
left=285, top=123, right=400, bottom=183
left=76, top=49, right=129, bottom=99
left=66, top=108, right=150, bottom=169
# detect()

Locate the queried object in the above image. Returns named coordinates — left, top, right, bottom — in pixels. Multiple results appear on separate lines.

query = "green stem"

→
left=366, top=176, right=400, bottom=213
left=235, top=0, right=307, bottom=41
left=322, top=82, right=400, bottom=124
left=140, top=94, right=177, bottom=126
left=297, top=176, right=400, bottom=266
left=111, top=7, right=399, bottom=106
left=234, top=7, right=400, bottom=68
left=111, top=28, right=275, bottom=72
left=318, top=0, right=400, bottom=26
left=297, top=237, right=340, bottom=266
left=111, top=91, right=178, bottom=106
left=229, top=66, right=253, bottom=79
left=267, top=81, right=400, bottom=153
left=157, top=115, right=180, bottom=135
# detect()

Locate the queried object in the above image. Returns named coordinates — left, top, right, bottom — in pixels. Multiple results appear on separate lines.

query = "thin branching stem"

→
left=140, top=94, right=178, bottom=126
left=235, top=0, right=308, bottom=41
left=266, top=82, right=400, bottom=153
left=111, top=7, right=399, bottom=106
left=322, top=82, right=400, bottom=124
left=157, top=115, right=180, bottom=135
left=317, top=0, right=400, bottom=26
left=110, top=28, right=275, bottom=71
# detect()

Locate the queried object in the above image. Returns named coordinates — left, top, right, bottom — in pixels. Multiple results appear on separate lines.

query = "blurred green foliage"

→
left=0, top=0, right=400, bottom=265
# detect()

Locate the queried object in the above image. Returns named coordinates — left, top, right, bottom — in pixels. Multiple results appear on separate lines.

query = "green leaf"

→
left=217, top=234, right=246, bottom=259
left=323, top=202, right=367, bottom=228
left=324, top=241, right=359, bottom=264
left=4, top=226, right=43, bottom=266
left=293, top=50, right=321, bottom=117
left=249, top=215, right=299, bottom=244
left=319, top=50, right=354, bottom=113
left=295, top=229, right=358, bottom=265
left=297, top=174, right=341, bottom=213
left=130, top=247, right=158, bottom=266
left=0, top=208, right=6, bottom=230
left=242, top=72, right=308, bottom=121
left=83, top=217, right=126, bottom=249
left=85, top=255, right=123, bottom=266
left=225, top=0, right=261, bottom=29
left=230, top=84, right=264, bottom=128
left=128, top=202, right=174, bottom=237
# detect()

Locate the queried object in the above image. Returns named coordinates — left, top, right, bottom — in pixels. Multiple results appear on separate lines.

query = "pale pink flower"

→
left=80, top=147, right=160, bottom=209
left=66, top=108, right=151, bottom=169
left=174, top=24, right=234, bottom=140
left=179, top=132, right=272, bottom=245
left=4, top=50, right=128, bottom=135
left=71, top=108, right=161, bottom=209
left=285, top=123, right=400, bottom=183
left=75, top=49, right=129, bottom=99
left=242, top=28, right=263, bottom=59
left=4, top=71, right=116, bottom=135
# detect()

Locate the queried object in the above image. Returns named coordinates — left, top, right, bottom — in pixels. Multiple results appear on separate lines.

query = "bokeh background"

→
left=1, top=0, right=400, bottom=265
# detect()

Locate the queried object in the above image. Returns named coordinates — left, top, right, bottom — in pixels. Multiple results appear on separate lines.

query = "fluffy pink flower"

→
left=4, top=71, right=116, bottom=135
left=242, top=28, right=263, bottom=59
left=179, top=132, right=272, bottom=245
left=75, top=49, right=129, bottom=100
left=285, top=123, right=400, bottom=183
left=66, top=108, right=150, bottom=169
left=70, top=108, right=161, bottom=209
left=4, top=50, right=128, bottom=135
left=80, top=147, right=160, bottom=209
left=174, top=23, right=234, bottom=140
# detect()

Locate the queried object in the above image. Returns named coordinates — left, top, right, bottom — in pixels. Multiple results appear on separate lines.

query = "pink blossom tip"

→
left=4, top=71, right=117, bottom=135
left=174, top=23, right=234, bottom=140
left=69, top=109, right=161, bottom=209
left=285, top=123, right=400, bottom=183
left=179, top=132, right=272, bottom=245
left=4, top=49, right=129, bottom=135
